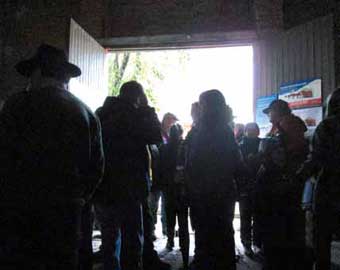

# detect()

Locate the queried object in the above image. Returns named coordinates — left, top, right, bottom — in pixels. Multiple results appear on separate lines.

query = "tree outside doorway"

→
left=107, top=51, right=190, bottom=111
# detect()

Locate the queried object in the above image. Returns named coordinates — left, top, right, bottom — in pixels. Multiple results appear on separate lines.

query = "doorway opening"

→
left=103, top=45, right=256, bottom=265
left=68, top=21, right=257, bottom=266
left=105, top=46, right=254, bottom=131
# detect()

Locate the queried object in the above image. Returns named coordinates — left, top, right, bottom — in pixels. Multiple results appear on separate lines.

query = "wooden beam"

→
left=98, top=30, right=257, bottom=50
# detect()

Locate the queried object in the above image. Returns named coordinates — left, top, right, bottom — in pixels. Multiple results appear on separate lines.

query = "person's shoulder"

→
left=63, top=90, right=94, bottom=113
left=102, top=96, right=118, bottom=108
left=95, top=97, right=117, bottom=120
left=138, top=105, right=156, bottom=114
left=103, top=97, right=135, bottom=115
left=316, top=116, right=339, bottom=134
left=186, top=126, right=198, bottom=138
left=47, top=88, right=99, bottom=124
left=321, top=115, right=338, bottom=125
left=281, top=114, right=307, bottom=132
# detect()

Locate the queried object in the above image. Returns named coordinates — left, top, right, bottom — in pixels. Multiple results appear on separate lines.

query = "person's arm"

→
left=156, top=144, right=168, bottom=192
left=83, top=116, right=105, bottom=202
left=149, top=144, right=161, bottom=191
left=136, top=105, right=162, bottom=144
left=297, top=120, right=331, bottom=180
left=129, top=92, right=161, bottom=144
left=311, top=121, right=332, bottom=167
left=227, top=128, right=249, bottom=179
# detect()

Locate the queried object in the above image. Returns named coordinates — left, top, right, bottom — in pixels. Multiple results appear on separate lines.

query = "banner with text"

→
left=293, top=106, right=323, bottom=138
left=279, top=79, right=322, bottom=109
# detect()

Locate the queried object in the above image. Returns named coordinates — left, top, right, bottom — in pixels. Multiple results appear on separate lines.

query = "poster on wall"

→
left=279, top=79, right=322, bottom=109
left=256, top=94, right=277, bottom=137
left=293, top=106, right=323, bottom=138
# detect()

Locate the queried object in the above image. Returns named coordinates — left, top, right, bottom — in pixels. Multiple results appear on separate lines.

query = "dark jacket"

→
left=239, top=137, right=261, bottom=160
left=256, top=116, right=308, bottom=247
left=0, top=86, right=104, bottom=206
left=257, top=113, right=308, bottom=206
left=300, top=114, right=340, bottom=206
left=186, top=124, right=241, bottom=201
left=95, top=97, right=162, bottom=203
left=159, top=139, right=186, bottom=198
left=148, top=144, right=161, bottom=191
left=237, top=137, right=261, bottom=196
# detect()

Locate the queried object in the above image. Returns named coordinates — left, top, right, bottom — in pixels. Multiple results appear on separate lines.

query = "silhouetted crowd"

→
left=0, top=44, right=340, bottom=270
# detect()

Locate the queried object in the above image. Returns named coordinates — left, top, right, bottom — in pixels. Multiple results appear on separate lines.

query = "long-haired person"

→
left=186, top=90, right=242, bottom=270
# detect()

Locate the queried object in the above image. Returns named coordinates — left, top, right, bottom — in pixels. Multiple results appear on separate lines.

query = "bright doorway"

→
left=68, top=19, right=258, bottom=269
left=106, top=46, right=254, bottom=128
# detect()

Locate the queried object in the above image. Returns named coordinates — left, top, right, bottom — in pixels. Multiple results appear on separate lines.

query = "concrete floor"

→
left=92, top=204, right=340, bottom=270
left=152, top=205, right=262, bottom=270
left=93, top=203, right=263, bottom=270
left=153, top=234, right=262, bottom=270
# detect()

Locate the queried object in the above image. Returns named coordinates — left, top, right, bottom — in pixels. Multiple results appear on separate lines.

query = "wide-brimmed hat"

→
left=15, top=44, right=81, bottom=78
left=263, top=99, right=291, bottom=115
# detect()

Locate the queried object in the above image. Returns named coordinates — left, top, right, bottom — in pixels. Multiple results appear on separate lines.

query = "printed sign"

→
left=293, top=106, right=323, bottom=138
left=279, top=79, right=322, bottom=109
left=256, top=94, right=277, bottom=137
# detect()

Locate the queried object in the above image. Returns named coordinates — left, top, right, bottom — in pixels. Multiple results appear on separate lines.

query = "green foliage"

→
left=108, top=52, right=130, bottom=97
left=108, top=52, right=161, bottom=99
left=108, top=50, right=190, bottom=110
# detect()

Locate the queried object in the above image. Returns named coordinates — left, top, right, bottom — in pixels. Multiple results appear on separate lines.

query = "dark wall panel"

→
left=254, top=15, right=335, bottom=103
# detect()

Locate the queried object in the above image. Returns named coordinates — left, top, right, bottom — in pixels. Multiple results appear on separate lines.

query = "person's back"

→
left=95, top=94, right=161, bottom=203
left=239, top=136, right=260, bottom=155
left=300, top=89, right=340, bottom=196
left=186, top=90, right=240, bottom=270
left=0, top=87, right=102, bottom=205
left=0, top=44, right=104, bottom=270
left=311, top=114, right=340, bottom=197
left=239, top=136, right=261, bottom=180
left=312, top=115, right=340, bottom=270
left=187, top=122, right=239, bottom=198
left=94, top=81, right=162, bottom=270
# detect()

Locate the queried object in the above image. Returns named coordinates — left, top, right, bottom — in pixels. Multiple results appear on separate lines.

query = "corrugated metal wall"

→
left=69, top=18, right=106, bottom=92
left=68, top=19, right=107, bottom=110
left=254, top=15, right=335, bottom=102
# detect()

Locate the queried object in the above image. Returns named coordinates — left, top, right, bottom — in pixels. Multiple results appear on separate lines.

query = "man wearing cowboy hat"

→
left=0, top=44, right=104, bottom=270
